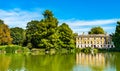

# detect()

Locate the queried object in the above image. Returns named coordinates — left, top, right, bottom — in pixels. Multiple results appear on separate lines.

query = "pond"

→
left=0, top=52, right=119, bottom=71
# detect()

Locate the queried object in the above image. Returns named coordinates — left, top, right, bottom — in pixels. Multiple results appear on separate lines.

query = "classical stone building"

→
left=76, top=34, right=115, bottom=48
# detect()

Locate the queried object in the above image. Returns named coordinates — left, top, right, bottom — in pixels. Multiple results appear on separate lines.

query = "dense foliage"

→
left=88, top=26, right=105, bottom=34
left=10, top=27, right=25, bottom=45
left=0, top=45, right=30, bottom=53
left=58, top=23, right=75, bottom=50
left=112, top=21, right=120, bottom=48
left=25, top=10, right=75, bottom=50
left=0, top=19, right=12, bottom=45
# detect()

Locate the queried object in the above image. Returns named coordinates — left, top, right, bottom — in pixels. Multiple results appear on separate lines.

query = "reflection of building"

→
left=76, top=53, right=106, bottom=67
left=76, top=34, right=115, bottom=48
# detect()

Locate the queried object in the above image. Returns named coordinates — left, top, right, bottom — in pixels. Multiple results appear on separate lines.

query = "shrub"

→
left=5, top=45, right=21, bottom=53
left=82, top=47, right=92, bottom=53
left=75, top=48, right=82, bottom=52
left=0, top=45, right=30, bottom=53
left=93, top=48, right=98, bottom=53
left=27, top=43, right=32, bottom=49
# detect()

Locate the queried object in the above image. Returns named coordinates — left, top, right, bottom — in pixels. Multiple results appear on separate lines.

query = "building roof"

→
left=76, top=34, right=110, bottom=38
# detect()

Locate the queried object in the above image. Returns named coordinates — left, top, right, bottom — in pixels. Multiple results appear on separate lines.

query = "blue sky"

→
left=0, top=0, right=120, bottom=34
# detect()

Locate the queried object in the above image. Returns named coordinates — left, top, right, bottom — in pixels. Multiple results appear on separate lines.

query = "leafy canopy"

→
left=10, top=27, right=24, bottom=45
left=88, top=26, right=105, bottom=34
left=0, top=19, right=12, bottom=45
left=25, top=10, right=75, bottom=50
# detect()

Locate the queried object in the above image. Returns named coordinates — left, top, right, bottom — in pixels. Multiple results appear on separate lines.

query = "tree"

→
left=26, top=20, right=40, bottom=48
left=10, top=27, right=24, bottom=45
left=39, top=10, right=59, bottom=50
left=26, top=10, right=59, bottom=50
left=58, top=23, right=75, bottom=50
left=0, top=19, right=12, bottom=45
left=88, top=26, right=105, bottom=34
left=25, top=10, right=75, bottom=50
left=112, top=21, right=120, bottom=48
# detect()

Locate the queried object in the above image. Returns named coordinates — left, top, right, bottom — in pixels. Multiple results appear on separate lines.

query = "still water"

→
left=0, top=52, right=119, bottom=71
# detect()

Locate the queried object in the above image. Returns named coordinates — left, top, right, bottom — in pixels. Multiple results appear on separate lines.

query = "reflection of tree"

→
left=8, top=54, right=25, bottom=71
left=25, top=54, right=76, bottom=71
left=114, top=53, right=120, bottom=71
left=0, top=55, right=11, bottom=71
left=103, top=52, right=120, bottom=71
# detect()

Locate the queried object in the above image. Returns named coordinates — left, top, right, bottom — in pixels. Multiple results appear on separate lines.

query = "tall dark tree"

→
left=88, top=26, right=105, bottom=34
left=26, top=20, right=40, bottom=47
left=10, top=27, right=24, bottom=45
left=112, top=21, right=120, bottom=48
left=0, top=19, right=12, bottom=45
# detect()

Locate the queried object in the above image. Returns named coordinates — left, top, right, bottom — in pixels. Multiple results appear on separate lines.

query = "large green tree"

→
left=39, top=10, right=59, bottom=50
left=0, top=19, right=12, bottom=45
left=26, top=10, right=59, bottom=50
left=112, top=21, right=120, bottom=48
left=26, top=10, right=75, bottom=50
left=10, top=27, right=24, bottom=45
left=58, top=23, right=75, bottom=50
left=88, top=26, right=105, bottom=34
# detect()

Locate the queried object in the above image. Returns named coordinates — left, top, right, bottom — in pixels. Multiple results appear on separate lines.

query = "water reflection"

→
left=24, top=54, right=75, bottom=71
left=0, top=53, right=119, bottom=71
left=75, top=53, right=116, bottom=71
left=0, top=54, right=75, bottom=71
left=76, top=53, right=106, bottom=67
left=8, top=54, right=25, bottom=71
left=0, top=55, right=11, bottom=71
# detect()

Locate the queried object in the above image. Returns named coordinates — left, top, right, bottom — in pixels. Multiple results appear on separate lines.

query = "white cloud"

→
left=60, top=19, right=119, bottom=34
left=0, top=8, right=43, bottom=28
left=60, top=19, right=119, bottom=26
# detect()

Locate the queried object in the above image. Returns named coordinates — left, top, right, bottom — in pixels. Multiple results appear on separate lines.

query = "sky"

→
left=0, top=0, right=120, bottom=34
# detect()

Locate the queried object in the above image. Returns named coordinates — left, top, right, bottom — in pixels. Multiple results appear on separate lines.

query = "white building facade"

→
left=76, top=34, right=115, bottom=48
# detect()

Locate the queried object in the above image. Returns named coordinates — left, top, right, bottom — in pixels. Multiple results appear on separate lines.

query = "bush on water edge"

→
left=2, top=45, right=120, bottom=54
left=76, top=47, right=120, bottom=53
left=98, top=48, right=120, bottom=52
left=0, top=46, right=98, bottom=54
left=0, top=45, right=30, bottom=54
left=31, top=48, right=76, bottom=55
left=75, top=47, right=98, bottom=53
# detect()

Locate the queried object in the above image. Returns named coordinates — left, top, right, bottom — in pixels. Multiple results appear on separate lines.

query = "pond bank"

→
left=1, top=45, right=120, bottom=54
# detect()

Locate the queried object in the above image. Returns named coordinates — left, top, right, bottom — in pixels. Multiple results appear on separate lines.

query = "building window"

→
left=111, top=45, right=113, bottom=48
left=94, top=45, right=96, bottom=48
left=104, top=45, right=106, bottom=47
left=97, top=41, right=99, bottom=44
